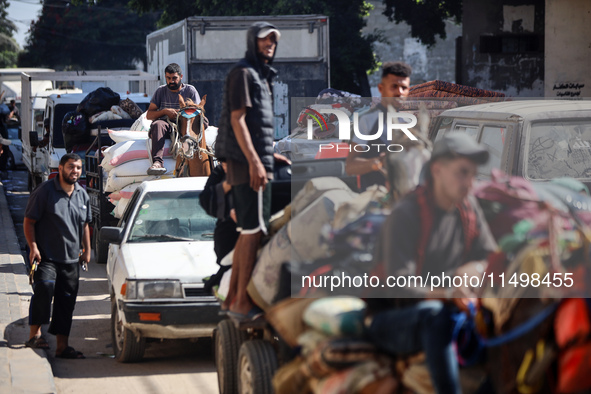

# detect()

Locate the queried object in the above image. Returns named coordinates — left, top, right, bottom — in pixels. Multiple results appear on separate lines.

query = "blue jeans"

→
left=366, top=300, right=459, bottom=394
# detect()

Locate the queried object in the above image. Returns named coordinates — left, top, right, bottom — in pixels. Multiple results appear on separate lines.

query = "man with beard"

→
left=23, top=153, right=91, bottom=359
left=146, top=63, right=202, bottom=175
left=215, top=22, right=289, bottom=322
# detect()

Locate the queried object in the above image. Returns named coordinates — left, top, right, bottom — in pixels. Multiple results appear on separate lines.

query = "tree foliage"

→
left=382, top=0, right=462, bottom=47
left=19, top=0, right=159, bottom=70
left=0, top=0, right=18, bottom=67
left=127, top=0, right=378, bottom=95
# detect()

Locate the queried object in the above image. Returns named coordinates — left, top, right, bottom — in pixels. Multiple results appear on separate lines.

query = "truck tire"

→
left=111, top=295, right=145, bottom=363
left=215, top=319, right=247, bottom=394
left=238, top=340, right=278, bottom=394
left=94, top=226, right=108, bottom=264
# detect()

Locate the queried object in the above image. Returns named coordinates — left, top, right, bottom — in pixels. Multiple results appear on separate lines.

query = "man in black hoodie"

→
left=215, top=22, right=289, bottom=321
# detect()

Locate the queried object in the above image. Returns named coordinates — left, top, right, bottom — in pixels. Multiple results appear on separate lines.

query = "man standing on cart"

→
left=215, top=22, right=289, bottom=322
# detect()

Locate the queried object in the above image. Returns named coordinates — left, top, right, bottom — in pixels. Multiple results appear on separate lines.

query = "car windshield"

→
left=526, top=119, right=591, bottom=181
left=127, top=190, right=216, bottom=243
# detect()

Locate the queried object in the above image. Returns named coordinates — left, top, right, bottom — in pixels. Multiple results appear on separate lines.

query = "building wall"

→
left=461, top=0, right=545, bottom=96
left=362, top=1, right=462, bottom=96
left=545, top=0, right=591, bottom=98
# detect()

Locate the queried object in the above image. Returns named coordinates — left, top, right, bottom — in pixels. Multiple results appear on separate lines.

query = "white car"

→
left=100, top=177, right=221, bottom=363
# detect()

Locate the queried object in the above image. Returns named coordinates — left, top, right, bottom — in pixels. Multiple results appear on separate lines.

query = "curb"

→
left=0, top=179, right=56, bottom=393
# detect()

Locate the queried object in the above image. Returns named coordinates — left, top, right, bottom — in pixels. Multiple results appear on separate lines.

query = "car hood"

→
left=119, top=241, right=219, bottom=282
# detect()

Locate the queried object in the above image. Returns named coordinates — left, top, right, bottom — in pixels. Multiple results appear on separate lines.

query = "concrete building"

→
left=460, top=0, right=591, bottom=97
left=363, top=1, right=462, bottom=96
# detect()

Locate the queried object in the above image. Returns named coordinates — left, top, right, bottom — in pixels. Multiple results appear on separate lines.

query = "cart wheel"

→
left=94, top=226, right=108, bottom=264
left=238, top=340, right=278, bottom=394
left=215, top=319, right=246, bottom=394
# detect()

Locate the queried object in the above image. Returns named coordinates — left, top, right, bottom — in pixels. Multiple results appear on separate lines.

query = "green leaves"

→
left=19, top=0, right=159, bottom=70
left=382, top=0, right=462, bottom=47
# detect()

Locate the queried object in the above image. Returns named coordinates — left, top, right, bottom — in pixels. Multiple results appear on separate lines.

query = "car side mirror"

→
left=29, top=131, right=39, bottom=147
left=18, top=128, right=22, bottom=140
left=100, top=226, right=124, bottom=245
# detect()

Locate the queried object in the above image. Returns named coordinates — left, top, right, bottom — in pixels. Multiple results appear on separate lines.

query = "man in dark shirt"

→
left=345, top=62, right=430, bottom=191
left=146, top=62, right=201, bottom=175
left=215, top=22, right=289, bottom=321
left=24, top=153, right=91, bottom=359
left=366, top=133, right=497, bottom=393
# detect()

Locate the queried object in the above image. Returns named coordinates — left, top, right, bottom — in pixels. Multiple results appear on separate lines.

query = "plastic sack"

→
left=130, top=112, right=152, bottom=132
left=113, top=197, right=131, bottom=218
left=89, top=111, right=122, bottom=123
left=111, top=105, right=132, bottom=120
left=216, top=268, right=232, bottom=301
left=77, top=87, right=121, bottom=117
left=105, top=174, right=157, bottom=193
left=108, top=130, right=148, bottom=143
left=101, top=139, right=171, bottom=171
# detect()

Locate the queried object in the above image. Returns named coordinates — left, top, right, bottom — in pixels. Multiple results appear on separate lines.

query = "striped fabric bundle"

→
left=409, top=80, right=506, bottom=98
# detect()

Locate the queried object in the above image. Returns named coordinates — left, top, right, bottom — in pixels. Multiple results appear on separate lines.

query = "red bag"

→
left=554, top=298, right=591, bottom=393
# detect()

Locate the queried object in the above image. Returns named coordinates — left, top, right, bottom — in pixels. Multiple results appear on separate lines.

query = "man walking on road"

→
left=215, top=22, right=289, bottom=322
left=23, top=153, right=91, bottom=359
left=146, top=62, right=203, bottom=175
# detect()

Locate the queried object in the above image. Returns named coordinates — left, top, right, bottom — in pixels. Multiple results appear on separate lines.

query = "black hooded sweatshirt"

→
left=215, top=22, right=278, bottom=174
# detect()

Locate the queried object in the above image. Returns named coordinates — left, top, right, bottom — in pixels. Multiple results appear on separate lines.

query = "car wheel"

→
left=215, top=319, right=247, bottom=394
left=111, top=295, right=145, bottom=363
left=237, top=340, right=278, bottom=394
left=94, top=225, right=108, bottom=264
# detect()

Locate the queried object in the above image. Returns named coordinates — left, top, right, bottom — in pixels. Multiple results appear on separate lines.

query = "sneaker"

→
left=147, top=162, right=167, bottom=175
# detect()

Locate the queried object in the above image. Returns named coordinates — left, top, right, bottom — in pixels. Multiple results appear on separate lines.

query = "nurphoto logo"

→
left=307, top=105, right=419, bottom=154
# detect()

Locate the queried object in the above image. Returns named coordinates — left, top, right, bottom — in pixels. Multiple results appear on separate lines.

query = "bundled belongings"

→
left=268, top=296, right=430, bottom=394
left=77, top=87, right=121, bottom=117
left=99, top=124, right=174, bottom=218
left=62, top=111, right=90, bottom=152
left=409, top=80, right=505, bottom=106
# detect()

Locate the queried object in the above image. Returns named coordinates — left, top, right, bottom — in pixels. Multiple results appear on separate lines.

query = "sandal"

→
left=227, top=306, right=264, bottom=324
left=25, top=336, right=50, bottom=349
left=147, top=162, right=167, bottom=175
left=56, top=346, right=85, bottom=359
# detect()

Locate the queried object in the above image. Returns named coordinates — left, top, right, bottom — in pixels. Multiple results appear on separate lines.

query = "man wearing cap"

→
left=215, top=22, right=290, bottom=322
left=365, top=133, right=497, bottom=393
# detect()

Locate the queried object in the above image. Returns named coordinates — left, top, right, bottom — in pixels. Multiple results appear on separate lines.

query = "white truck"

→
left=146, top=15, right=330, bottom=139
left=20, top=70, right=159, bottom=190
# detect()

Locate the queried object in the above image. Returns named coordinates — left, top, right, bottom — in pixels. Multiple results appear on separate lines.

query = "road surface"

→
left=3, top=169, right=219, bottom=394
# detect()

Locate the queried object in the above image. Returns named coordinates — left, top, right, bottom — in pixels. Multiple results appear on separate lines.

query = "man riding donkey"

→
left=146, top=62, right=208, bottom=175
left=366, top=133, right=497, bottom=393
